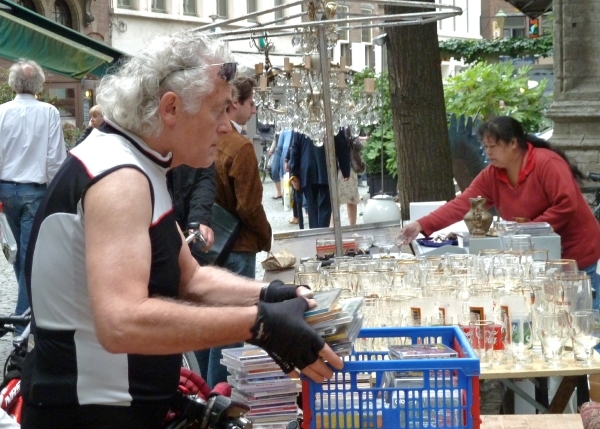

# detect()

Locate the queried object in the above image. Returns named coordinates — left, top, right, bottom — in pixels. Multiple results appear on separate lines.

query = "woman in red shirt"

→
left=400, top=116, right=600, bottom=309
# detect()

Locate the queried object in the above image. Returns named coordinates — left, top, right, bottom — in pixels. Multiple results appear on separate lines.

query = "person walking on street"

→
left=0, top=59, right=66, bottom=320
left=21, top=31, right=342, bottom=429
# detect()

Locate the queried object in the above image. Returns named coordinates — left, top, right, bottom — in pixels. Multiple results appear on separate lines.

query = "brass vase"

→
left=463, top=196, right=493, bottom=236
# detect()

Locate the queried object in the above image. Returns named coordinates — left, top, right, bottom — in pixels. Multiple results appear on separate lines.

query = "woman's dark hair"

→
left=477, top=116, right=584, bottom=183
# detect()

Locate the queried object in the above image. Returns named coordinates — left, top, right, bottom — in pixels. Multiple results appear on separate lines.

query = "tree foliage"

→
left=444, top=61, right=551, bottom=133
left=439, top=34, right=553, bottom=64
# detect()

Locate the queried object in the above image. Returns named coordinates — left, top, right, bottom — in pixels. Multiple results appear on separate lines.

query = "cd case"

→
left=388, top=343, right=458, bottom=360
left=304, top=288, right=342, bottom=317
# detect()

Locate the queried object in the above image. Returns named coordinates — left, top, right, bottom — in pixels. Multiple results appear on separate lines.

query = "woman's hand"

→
left=398, top=222, right=422, bottom=244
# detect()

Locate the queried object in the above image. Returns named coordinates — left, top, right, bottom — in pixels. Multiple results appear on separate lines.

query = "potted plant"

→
left=350, top=69, right=398, bottom=198
left=363, top=122, right=397, bottom=198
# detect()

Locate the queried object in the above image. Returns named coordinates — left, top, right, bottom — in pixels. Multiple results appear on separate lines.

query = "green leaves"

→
left=439, top=34, right=553, bottom=64
left=443, top=62, right=552, bottom=133
left=350, top=69, right=397, bottom=177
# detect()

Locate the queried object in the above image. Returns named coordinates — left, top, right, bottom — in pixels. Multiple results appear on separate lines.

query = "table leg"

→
left=535, top=377, right=549, bottom=411
left=548, top=376, right=579, bottom=413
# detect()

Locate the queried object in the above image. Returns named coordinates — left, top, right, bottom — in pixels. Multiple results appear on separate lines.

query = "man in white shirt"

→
left=0, top=59, right=66, bottom=320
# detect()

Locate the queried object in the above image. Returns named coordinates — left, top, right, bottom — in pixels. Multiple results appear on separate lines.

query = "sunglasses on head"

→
left=160, top=62, right=237, bottom=84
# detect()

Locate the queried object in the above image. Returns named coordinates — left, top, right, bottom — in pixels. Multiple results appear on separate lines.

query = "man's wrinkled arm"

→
left=85, top=168, right=258, bottom=355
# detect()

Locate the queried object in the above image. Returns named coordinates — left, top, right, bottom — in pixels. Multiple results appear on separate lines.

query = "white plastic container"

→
left=0, top=203, right=17, bottom=264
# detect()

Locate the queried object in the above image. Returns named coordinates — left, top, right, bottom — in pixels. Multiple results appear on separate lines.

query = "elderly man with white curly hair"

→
left=20, top=30, right=342, bottom=429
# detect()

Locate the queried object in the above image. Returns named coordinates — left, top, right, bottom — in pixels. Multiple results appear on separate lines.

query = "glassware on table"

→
left=538, top=311, right=570, bottom=368
left=546, top=259, right=578, bottom=277
left=468, top=319, right=495, bottom=369
left=556, top=272, right=593, bottom=314
left=508, top=234, right=533, bottom=255
left=354, top=235, right=374, bottom=254
left=296, top=272, right=323, bottom=292
left=495, top=220, right=518, bottom=251
left=571, top=309, right=600, bottom=367
left=301, top=260, right=322, bottom=273
left=507, top=311, right=534, bottom=369
left=372, top=234, right=397, bottom=256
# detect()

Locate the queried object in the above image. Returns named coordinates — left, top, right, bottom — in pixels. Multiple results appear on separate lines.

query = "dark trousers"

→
left=303, top=184, right=331, bottom=229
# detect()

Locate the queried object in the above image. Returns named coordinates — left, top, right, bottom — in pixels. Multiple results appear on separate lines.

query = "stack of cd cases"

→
left=221, top=345, right=301, bottom=429
left=305, top=289, right=364, bottom=356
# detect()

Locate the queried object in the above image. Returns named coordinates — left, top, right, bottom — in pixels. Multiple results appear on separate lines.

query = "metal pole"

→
left=317, top=25, right=343, bottom=257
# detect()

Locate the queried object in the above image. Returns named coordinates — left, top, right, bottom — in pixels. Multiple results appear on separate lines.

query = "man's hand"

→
left=259, top=280, right=314, bottom=303
left=290, top=176, right=300, bottom=191
left=247, top=298, right=343, bottom=383
left=198, top=225, right=214, bottom=251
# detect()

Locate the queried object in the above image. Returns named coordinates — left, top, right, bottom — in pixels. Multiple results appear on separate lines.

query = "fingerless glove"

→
left=248, top=297, right=325, bottom=373
left=260, top=280, right=303, bottom=303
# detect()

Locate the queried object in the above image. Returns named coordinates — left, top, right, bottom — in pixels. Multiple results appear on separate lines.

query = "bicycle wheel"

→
left=181, top=351, right=201, bottom=375
left=258, top=155, right=267, bottom=183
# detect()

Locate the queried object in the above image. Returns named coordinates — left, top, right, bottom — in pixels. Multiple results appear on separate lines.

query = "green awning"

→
left=0, top=0, right=126, bottom=78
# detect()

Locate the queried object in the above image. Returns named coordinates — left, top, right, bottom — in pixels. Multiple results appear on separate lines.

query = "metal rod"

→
left=317, top=26, right=343, bottom=257
left=209, top=10, right=461, bottom=38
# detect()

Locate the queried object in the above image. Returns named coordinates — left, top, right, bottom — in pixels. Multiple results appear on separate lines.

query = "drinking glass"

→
left=509, top=234, right=533, bottom=255
left=354, top=235, right=374, bottom=253
left=546, top=259, right=578, bottom=277
left=468, top=320, right=495, bottom=369
left=571, top=310, right=600, bottom=367
left=508, top=311, right=533, bottom=369
left=372, top=234, right=397, bottom=256
left=538, top=311, right=570, bottom=368
left=496, top=220, right=518, bottom=251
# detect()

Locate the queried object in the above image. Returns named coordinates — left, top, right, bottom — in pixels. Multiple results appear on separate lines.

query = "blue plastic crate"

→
left=302, top=326, right=480, bottom=429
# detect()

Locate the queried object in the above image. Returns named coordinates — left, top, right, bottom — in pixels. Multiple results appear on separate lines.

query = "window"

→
left=340, top=43, right=352, bottom=66
left=152, top=0, right=166, bottom=12
left=503, top=15, right=527, bottom=38
left=183, top=0, right=196, bottom=15
left=117, top=0, right=132, bottom=7
left=216, top=0, right=227, bottom=18
left=365, top=45, right=374, bottom=69
left=361, top=5, right=373, bottom=43
left=274, top=0, right=284, bottom=20
left=337, top=5, right=349, bottom=41
left=53, top=0, right=73, bottom=28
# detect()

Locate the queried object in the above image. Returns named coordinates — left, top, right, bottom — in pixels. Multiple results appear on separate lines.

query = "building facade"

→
left=0, top=0, right=111, bottom=127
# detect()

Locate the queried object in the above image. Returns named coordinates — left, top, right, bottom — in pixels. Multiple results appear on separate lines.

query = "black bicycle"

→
left=257, top=139, right=273, bottom=184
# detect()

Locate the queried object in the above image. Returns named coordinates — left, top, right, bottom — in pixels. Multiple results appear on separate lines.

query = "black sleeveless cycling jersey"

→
left=21, top=120, right=182, bottom=409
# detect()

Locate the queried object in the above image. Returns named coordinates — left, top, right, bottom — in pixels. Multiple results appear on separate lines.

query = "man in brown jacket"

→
left=214, top=76, right=272, bottom=278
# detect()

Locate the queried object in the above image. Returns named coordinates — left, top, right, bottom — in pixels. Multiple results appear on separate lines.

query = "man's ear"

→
left=160, top=91, right=179, bottom=127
